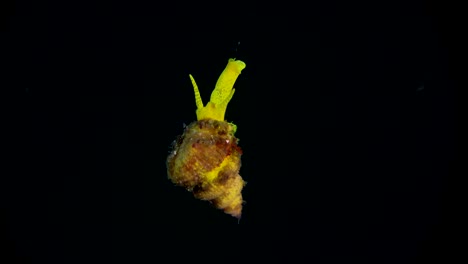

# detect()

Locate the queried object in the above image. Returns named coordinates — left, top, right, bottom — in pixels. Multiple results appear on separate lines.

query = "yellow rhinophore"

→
left=189, top=59, right=246, bottom=121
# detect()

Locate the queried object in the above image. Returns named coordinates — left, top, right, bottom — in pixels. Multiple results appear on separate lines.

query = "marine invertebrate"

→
left=167, top=58, right=246, bottom=218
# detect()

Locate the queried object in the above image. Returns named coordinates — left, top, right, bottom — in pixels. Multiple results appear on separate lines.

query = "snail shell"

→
left=167, top=119, right=245, bottom=218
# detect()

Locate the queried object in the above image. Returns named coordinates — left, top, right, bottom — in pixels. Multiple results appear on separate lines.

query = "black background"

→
left=2, top=0, right=460, bottom=263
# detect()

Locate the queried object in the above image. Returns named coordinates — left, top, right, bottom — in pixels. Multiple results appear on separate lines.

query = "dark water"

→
left=3, top=0, right=458, bottom=263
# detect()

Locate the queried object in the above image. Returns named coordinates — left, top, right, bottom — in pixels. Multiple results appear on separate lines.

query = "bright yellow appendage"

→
left=189, top=58, right=246, bottom=121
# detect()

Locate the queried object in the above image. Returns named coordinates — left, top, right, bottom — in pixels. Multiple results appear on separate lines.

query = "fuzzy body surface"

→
left=167, top=119, right=244, bottom=218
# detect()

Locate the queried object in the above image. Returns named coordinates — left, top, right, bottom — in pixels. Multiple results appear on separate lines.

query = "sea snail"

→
left=167, top=58, right=246, bottom=219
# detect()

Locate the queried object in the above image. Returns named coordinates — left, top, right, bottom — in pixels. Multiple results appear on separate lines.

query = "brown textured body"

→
left=167, top=119, right=245, bottom=218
